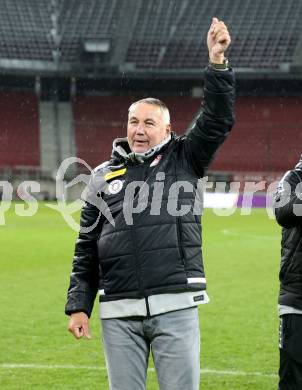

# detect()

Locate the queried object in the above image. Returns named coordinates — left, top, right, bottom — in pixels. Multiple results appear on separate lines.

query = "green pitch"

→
left=0, top=203, right=280, bottom=389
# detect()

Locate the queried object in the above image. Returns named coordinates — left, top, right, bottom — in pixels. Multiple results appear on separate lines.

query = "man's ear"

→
left=166, top=124, right=171, bottom=134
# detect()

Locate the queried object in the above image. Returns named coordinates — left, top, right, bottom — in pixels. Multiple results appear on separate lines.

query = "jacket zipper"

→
left=130, top=225, right=143, bottom=295
left=129, top=163, right=146, bottom=297
left=176, top=216, right=186, bottom=266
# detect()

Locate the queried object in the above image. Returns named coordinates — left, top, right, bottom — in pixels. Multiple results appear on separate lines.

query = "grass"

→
left=0, top=203, right=280, bottom=389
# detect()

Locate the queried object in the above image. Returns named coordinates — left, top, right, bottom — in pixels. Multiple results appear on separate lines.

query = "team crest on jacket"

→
left=150, top=154, right=162, bottom=167
left=108, top=179, right=124, bottom=194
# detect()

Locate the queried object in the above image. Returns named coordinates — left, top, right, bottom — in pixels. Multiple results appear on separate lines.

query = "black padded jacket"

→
left=274, top=156, right=302, bottom=310
left=65, top=67, right=235, bottom=317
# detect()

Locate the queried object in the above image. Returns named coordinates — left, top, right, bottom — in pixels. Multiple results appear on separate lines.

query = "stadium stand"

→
left=73, top=95, right=302, bottom=173
left=125, top=0, right=302, bottom=70
left=0, top=0, right=122, bottom=66
left=59, top=0, right=121, bottom=63
left=0, top=93, right=40, bottom=167
left=0, top=0, right=52, bottom=61
left=211, top=96, right=302, bottom=172
left=0, top=0, right=301, bottom=187
left=0, top=0, right=301, bottom=71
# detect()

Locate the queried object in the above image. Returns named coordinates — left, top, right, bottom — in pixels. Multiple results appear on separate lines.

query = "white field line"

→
left=0, top=364, right=277, bottom=377
left=221, top=229, right=278, bottom=241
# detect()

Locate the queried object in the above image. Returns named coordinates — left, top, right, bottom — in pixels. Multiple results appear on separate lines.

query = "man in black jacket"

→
left=274, top=156, right=302, bottom=390
left=66, top=17, right=234, bottom=390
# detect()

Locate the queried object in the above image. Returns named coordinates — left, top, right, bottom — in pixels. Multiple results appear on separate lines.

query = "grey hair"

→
left=128, top=97, right=170, bottom=124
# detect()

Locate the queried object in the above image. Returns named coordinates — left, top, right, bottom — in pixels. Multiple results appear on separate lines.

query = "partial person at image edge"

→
left=274, top=155, right=302, bottom=390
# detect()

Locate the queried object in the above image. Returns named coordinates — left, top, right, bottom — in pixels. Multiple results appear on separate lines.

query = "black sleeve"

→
left=65, top=201, right=103, bottom=318
left=183, top=66, right=235, bottom=177
left=274, top=169, right=302, bottom=229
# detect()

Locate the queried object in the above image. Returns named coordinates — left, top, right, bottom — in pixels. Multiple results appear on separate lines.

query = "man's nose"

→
left=136, top=125, right=146, bottom=135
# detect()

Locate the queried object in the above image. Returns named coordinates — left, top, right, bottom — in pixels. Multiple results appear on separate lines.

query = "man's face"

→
left=127, top=102, right=171, bottom=153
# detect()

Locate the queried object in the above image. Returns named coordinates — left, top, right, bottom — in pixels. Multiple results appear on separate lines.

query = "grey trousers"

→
left=101, top=307, right=200, bottom=390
